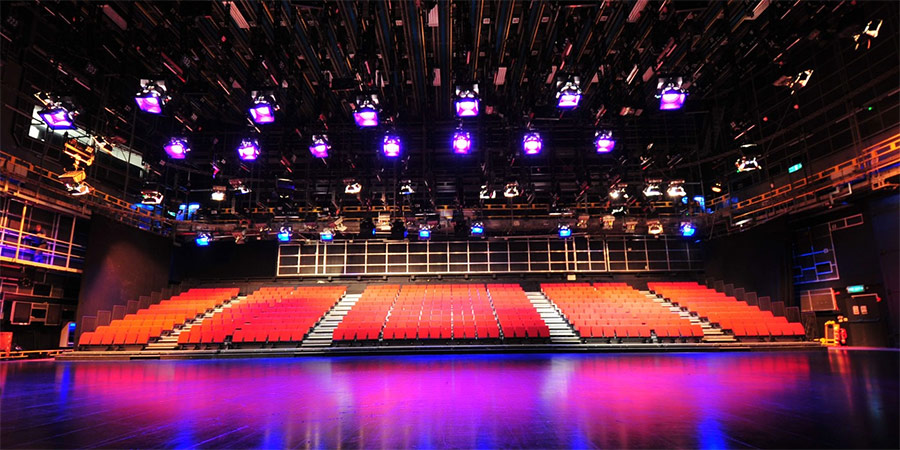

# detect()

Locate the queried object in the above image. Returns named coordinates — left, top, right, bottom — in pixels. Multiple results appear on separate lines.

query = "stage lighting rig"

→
left=353, top=94, right=380, bottom=127
left=522, top=131, right=542, bottom=155
left=320, top=228, right=335, bottom=242
left=36, top=93, right=77, bottom=130
left=309, top=135, right=330, bottom=158
left=656, top=77, right=687, bottom=110
left=667, top=180, right=686, bottom=198
left=277, top=226, right=292, bottom=242
left=556, top=76, right=582, bottom=109
left=609, top=183, right=629, bottom=200
left=195, top=232, right=211, bottom=246
left=594, top=131, right=615, bottom=153
left=503, top=182, right=521, bottom=198
left=141, top=189, right=164, bottom=205
left=470, top=222, right=484, bottom=236
left=63, top=138, right=96, bottom=168
left=647, top=221, right=664, bottom=235
left=711, top=182, right=724, bottom=194
left=164, top=137, right=190, bottom=159
left=454, top=84, right=480, bottom=117
left=642, top=180, right=663, bottom=197
left=557, top=224, right=572, bottom=238
left=211, top=186, right=227, bottom=202
left=399, top=180, right=415, bottom=195
left=452, top=129, right=472, bottom=155
left=344, top=180, right=362, bottom=195
left=418, top=226, right=432, bottom=240
left=382, top=132, right=402, bottom=158
left=237, top=138, right=261, bottom=161
left=230, top=179, right=251, bottom=194
left=602, top=215, right=616, bottom=230
left=249, top=91, right=278, bottom=124
left=736, top=156, right=761, bottom=173
left=680, top=222, right=696, bottom=237
left=59, top=168, right=90, bottom=196
left=854, top=20, right=883, bottom=50
left=134, top=80, right=170, bottom=114
left=480, top=184, right=497, bottom=200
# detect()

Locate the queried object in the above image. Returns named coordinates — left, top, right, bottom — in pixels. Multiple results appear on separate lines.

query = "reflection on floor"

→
left=1, top=350, right=897, bottom=448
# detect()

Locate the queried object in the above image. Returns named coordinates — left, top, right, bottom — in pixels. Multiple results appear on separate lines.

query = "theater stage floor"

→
left=2, top=350, right=897, bottom=449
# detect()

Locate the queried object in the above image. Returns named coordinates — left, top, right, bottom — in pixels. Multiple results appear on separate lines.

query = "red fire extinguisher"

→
left=839, top=327, right=848, bottom=346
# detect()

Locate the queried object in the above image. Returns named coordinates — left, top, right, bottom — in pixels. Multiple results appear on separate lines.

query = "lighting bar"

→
left=309, top=135, right=330, bottom=158
left=164, top=137, right=190, bottom=159
left=594, top=130, right=615, bottom=153
left=522, top=132, right=542, bottom=155
left=237, top=138, right=261, bottom=161
left=452, top=130, right=472, bottom=154
left=382, top=133, right=401, bottom=158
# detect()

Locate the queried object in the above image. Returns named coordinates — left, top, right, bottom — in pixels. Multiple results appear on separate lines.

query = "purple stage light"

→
left=557, top=92, right=581, bottom=109
left=309, top=135, right=330, bottom=158
left=237, top=138, right=260, bottom=161
left=522, top=132, right=542, bottom=155
left=353, top=106, right=379, bottom=127
left=134, top=91, right=163, bottom=114
left=39, top=107, right=75, bottom=130
left=383, top=134, right=401, bottom=158
left=164, top=138, right=189, bottom=159
left=659, top=89, right=686, bottom=110
left=594, top=131, right=615, bottom=153
left=452, top=131, right=472, bottom=154
left=249, top=101, right=275, bottom=124
left=454, top=98, right=479, bottom=117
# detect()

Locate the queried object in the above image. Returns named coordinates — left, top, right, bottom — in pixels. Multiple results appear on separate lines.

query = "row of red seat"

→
left=79, top=288, right=238, bottom=347
left=648, top=282, right=805, bottom=337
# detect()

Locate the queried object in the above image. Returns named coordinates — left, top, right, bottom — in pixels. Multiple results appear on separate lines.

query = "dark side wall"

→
left=703, top=217, right=795, bottom=306
left=173, top=239, right=278, bottom=281
left=75, top=215, right=173, bottom=337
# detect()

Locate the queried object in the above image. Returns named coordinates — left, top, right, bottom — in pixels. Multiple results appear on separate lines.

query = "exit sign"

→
left=847, top=285, right=865, bottom=294
left=788, top=163, right=803, bottom=173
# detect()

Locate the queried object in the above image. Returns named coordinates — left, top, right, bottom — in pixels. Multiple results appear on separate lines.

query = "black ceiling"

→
left=1, top=1, right=896, bottom=226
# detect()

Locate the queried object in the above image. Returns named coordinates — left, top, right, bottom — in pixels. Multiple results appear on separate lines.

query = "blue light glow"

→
left=419, top=229, right=431, bottom=240
left=558, top=225, right=572, bottom=238
left=320, top=230, right=334, bottom=242
left=680, top=223, right=696, bottom=237
left=195, top=234, right=210, bottom=246
left=277, top=231, right=291, bottom=242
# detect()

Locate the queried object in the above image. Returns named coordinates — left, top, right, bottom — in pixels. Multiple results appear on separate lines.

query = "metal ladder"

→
left=525, top=291, right=582, bottom=344
left=143, top=296, right=244, bottom=351
left=641, top=290, right=737, bottom=343
left=300, top=293, right=361, bottom=348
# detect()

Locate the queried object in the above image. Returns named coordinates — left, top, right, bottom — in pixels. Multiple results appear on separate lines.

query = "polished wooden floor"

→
left=1, top=350, right=897, bottom=448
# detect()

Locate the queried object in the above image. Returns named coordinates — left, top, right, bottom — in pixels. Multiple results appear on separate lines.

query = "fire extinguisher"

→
left=839, top=327, right=848, bottom=346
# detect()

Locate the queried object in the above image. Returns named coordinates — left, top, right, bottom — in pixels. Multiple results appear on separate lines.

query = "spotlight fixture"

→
left=353, top=94, right=380, bottom=127
left=164, top=137, right=190, bottom=159
left=643, top=180, right=663, bottom=197
left=624, top=220, right=638, bottom=233
left=418, top=226, right=431, bottom=240
left=65, top=181, right=91, bottom=197
left=249, top=92, right=277, bottom=124
left=648, top=221, right=664, bottom=235
left=237, top=138, right=261, bottom=161
left=667, top=180, right=686, bottom=197
left=382, top=133, right=402, bottom=158
left=344, top=181, right=362, bottom=195
left=602, top=215, right=616, bottom=230
left=454, top=84, right=480, bottom=117
left=320, top=228, right=334, bottom=242
left=309, top=135, right=330, bottom=158
left=680, top=222, right=696, bottom=237
left=558, top=224, right=572, bottom=238
left=854, top=20, right=883, bottom=50
left=556, top=77, right=582, bottom=109
left=479, top=184, right=497, bottom=200
left=736, top=156, right=761, bottom=173
left=594, top=130, right=615, bottom=153
left=788, top=70, right=814, bottom=92
left=609, top=183, right=629, bottom=200
left=399, top=180, right=415, bottom=195
left=134, top=80, right=169, bottom=114
left=452, top=130, right=472, bottom=155
left=195, top=232, right=211, bottom=246
left=277, top=226, right=292, bottom=242
left=711, top=182, right=723, bottom=194
left=470, top=222, right=484, bottom=236
left=503, top=182, right=521, bottom=198
left=656, top=77, right=687, bottom=110
left=522, top=132, right=542, bottom=155
left=230, top=179, right=251, bottom=194
left=141, top=189, right=164, bottom=205
left=38, top=106, right=76, bottom=130
left=211, top=186, right=226, bottom=202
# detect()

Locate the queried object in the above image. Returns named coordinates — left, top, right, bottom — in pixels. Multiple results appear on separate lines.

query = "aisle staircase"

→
left=641, top=290, right=737, bottom=343
left=143, top=296, right=244, bottom=351
left=525, top=291, right=582, bottom=344
left=300, top=293, right=361, bottom=348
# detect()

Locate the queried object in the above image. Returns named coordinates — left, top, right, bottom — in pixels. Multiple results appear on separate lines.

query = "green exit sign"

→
left=788, top=163, right=803, bottom=173
left=847, top=285, right=865, bottom=294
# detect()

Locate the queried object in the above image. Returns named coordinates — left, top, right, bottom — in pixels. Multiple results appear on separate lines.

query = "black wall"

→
left=173, top=239, right=278, bottom=281
left=75, top=215, right=173, bottom=337
left=703, top=218, right=795, bottom=306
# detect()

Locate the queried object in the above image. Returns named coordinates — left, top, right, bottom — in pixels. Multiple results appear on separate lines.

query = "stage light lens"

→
left=164, top=138, right=189, bottom=159
left=237, top=138, right=260, bottom=161
left=353, top=106, right=379, bottom=127
left=659, top=89, right=686, bottom=110
left=249, top=101, right=275, bottom=124
left=383, top=134, right=401, bottom=158
left=134, top=91, right=163, bottom=114
left=196, top=233, right=211, bottom=246
left=558, top=224, right=572, bottom=238
left=470, top=222, right=484, bottom=236
left=320, top=229, right=334, bottom=242
left=455, top=98, right=479, bottom=117
left=680, top=222, right=696, bottom=237
left=452, top=131, right=472, bottom=154
left=309, top=135, right=330, bottom=158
